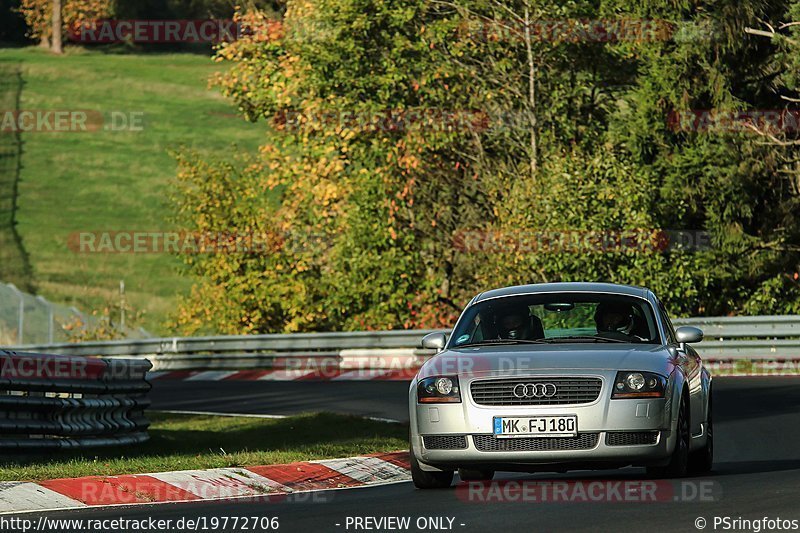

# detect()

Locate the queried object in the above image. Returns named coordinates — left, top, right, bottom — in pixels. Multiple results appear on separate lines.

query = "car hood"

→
left=417, top=343, right=676, bottom=379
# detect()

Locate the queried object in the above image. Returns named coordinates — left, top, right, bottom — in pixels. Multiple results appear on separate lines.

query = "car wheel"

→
left=458, top=468, right=495, bottom=481
left=410, top=449, right=454, bottom=489
left=647, top=393, right=689, bottom=478
left=689, top=388, right=713, bottom=473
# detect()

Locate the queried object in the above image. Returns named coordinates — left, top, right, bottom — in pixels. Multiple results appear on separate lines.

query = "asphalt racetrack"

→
left=22, top=377, right=800, bottom=532
left=149, top=379, right=412, bottom=421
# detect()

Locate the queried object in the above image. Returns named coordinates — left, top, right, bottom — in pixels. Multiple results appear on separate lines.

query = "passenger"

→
left=594, top=301, right=643, bottom=341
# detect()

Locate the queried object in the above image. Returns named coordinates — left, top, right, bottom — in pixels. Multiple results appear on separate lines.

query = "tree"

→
left=17, top=0, right=112, bottom=48
left=172, top=0, right=800, bottom=334
left=737, top=2, right=800, bottom=312
left=51, top=0, right=62, bottom=53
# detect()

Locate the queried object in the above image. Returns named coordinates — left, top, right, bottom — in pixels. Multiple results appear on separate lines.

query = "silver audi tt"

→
left=409, top=282, right=712, bottom=488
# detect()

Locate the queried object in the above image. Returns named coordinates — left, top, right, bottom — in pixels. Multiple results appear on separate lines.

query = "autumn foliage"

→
left=172, top=0, right=800, bottom=335
left=18, top=0, right=113, bottom=43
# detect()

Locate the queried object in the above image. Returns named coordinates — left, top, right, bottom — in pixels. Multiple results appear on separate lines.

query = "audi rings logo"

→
left=513, top=383, right=558, bottom=398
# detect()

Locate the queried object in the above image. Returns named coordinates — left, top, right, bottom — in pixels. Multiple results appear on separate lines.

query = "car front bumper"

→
left=410, top=371, right=678, bottom=470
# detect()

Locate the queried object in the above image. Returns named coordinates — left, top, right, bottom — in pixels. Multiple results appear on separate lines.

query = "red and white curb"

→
left=147, top=368, right=421, bottom=381
left=0, top=452, right=411, bottom=515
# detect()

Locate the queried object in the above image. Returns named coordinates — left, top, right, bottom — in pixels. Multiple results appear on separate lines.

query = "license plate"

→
left=493, top=415, right=577, bottom=438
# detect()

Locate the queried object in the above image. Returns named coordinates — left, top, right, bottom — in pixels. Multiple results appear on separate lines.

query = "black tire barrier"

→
left=0, top=350, right=151, bottom=449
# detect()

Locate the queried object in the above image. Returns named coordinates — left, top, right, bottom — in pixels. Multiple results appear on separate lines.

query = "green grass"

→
left=0, top=47, right=268, bottom=335
left=0, top=412, right=408, bottom=481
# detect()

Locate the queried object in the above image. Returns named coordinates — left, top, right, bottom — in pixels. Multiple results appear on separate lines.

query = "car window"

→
left=657, top=301, right=678, bottom=344
left=451, top=293, right=661, bottom=346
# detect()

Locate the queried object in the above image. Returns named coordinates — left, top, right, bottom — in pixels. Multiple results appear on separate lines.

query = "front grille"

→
left=606, top=431, right=659, bottom=446
left=470, top=377, right=602, bottom=406
left=472, top=433, right=599, bottom=452
left=423, top=435, right=468, bottom=450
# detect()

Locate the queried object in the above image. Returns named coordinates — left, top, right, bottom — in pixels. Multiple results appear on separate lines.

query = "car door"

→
left=658, top=301, right=704, bottom=437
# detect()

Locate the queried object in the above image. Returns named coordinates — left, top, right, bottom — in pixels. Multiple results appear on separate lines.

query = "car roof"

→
left=473, top=282, right=650, bottom=303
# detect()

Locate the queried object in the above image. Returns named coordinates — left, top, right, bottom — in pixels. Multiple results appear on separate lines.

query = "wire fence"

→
left=0, top=283, right=91, bottom=345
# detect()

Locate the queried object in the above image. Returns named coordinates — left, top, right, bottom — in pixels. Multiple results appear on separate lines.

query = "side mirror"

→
left=421, top=332, right=447, bottom=352
left=675, top=326, right=703, bottom=352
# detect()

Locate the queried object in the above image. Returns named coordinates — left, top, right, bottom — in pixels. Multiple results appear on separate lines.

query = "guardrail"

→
left=672, top=316, right=800, bottom=360
left=5, top=316, right=800, bottom=376
left=0, top=350, right=151, bottom=449
left=7, top=330, right=438, bottom=372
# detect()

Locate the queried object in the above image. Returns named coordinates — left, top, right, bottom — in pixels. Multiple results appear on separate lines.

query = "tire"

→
left=647, top=393, right=690, bottom=478
left=458, top=468, right=495, bottom=481
left=410, top=449, right=454, bottom=489
left=689, top=388, right=713, bottom=474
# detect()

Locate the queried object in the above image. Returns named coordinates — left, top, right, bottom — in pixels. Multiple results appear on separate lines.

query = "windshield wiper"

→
left=455, top=339, right=549, bottom=348
left=539, top=335, right=631, bottom=344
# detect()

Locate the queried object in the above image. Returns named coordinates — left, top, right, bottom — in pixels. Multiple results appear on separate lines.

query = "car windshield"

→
left=450, top=293, right=661, bottom=346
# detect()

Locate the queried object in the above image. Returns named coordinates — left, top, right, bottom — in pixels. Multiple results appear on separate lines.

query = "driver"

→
left=496, top=304, right=531, bottom=340
left=594, top=301, right=642, bottom=340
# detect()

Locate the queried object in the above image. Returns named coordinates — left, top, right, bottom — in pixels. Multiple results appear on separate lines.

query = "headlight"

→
left=612, top=371, right=666, bottom=399
left=417, top=376, right=461, bottom=403
left=625, top=372, right=645, bottom=391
